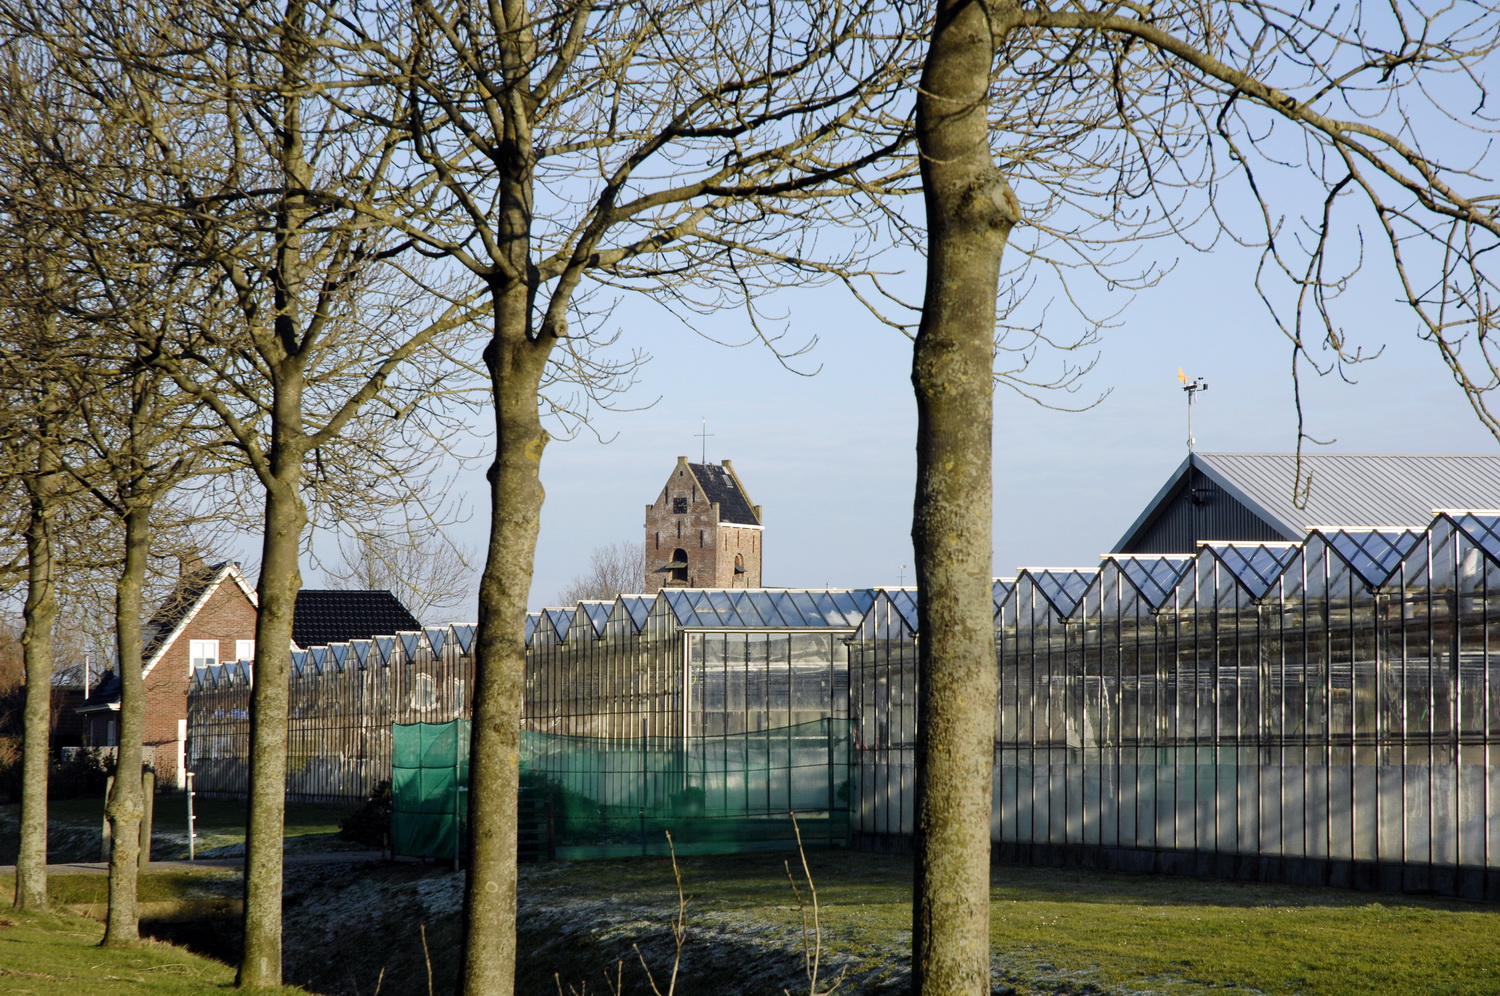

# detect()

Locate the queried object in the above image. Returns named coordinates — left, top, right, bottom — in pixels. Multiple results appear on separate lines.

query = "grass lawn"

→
left=527, top=850, right=1500, bottom=995
left=0, top=796, right=360, bottom=864
left=1, top=843, right=1497, bottom=994
left=0, top=907, right=314, bottom=996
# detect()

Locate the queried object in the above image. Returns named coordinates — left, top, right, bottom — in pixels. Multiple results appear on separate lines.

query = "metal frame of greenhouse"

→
left=850, top=511, right=1500, bottom=900
left=187, top=589, right=873, bottom=856
left=186, top=510, right=1500, bottom=895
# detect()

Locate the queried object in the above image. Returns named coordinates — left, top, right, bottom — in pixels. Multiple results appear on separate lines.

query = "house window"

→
left=235, top=639, right=255, bottom=662
left=673, top=496, right=688, bottom=514
left=190, top=640, right=219, bottom=671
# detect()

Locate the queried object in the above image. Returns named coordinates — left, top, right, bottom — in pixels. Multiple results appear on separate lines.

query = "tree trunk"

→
left=237, top=472, right=307, bottom=988
left=14, top=440, right=60, bottom=912
left=911, top=1, right=1018, bottom=993
left=103, top=502, right=149, bottom=944
left=461, top=291, right=551, bottom=996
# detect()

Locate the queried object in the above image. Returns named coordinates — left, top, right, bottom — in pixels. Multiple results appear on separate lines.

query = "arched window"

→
left=671, top=548, right=689, bottom=583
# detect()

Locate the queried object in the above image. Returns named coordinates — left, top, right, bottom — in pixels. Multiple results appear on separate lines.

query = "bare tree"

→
left=554, top=542, right=642, bottom=605
left=0, top=279, right=74, bottom=913
left=325, top=527, right=476, bottom=623
left=910, top=2, right=1500, bottom=993
left=4, top=3, right=484, bottom=980
left=331, top=5, right=925, bottom=989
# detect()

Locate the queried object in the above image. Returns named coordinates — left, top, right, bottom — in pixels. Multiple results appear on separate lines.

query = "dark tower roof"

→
left=292, top=589, right=422, bottom=648
left=687, top=461, right=761, bottom=525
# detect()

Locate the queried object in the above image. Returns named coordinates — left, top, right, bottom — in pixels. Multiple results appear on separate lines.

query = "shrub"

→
left=339, top=779, right=392, bottom=848
left=49, top=747, right=115, bottom=799
left=0, top=736, right=20, bottom=803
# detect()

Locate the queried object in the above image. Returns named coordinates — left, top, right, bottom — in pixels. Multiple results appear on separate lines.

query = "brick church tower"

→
left=645, top=456, right=763, bottom=593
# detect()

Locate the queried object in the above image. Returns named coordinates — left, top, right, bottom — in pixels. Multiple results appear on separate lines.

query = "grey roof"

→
left=688, top=462, right=760, bottom=525
left=1116, top=453, right=1500, bottom=549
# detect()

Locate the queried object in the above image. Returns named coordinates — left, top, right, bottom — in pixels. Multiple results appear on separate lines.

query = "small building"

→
left=1113, top=452, right=1500, bottom=554
left=79, top=560, right=259, bottom=788
left=644, top=456, right=763, bottom=593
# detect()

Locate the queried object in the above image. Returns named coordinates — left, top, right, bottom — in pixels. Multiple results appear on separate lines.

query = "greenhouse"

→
left=187, top=588, right=874, bottom=856
left=188, top=625, right=476, bottom=801
left=520, top=587, right=873, bottom=856
left=849, top=511, right=1500, bottom=900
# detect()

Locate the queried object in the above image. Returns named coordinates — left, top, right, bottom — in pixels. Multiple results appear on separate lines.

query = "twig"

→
left=784, top=814, right=845, bottom=996
left=635, top=831, right=686, bottom=996
left=420, top=923, right=434, bottom=996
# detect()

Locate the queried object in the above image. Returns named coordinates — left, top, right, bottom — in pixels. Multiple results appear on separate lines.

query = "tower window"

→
left=655, top=532, right=659, bottom=550
left=671, top=548, right=689, bottom=584
left=699, top=529, right=704, bottom=548
left=673, top=497, right=688, bottom=514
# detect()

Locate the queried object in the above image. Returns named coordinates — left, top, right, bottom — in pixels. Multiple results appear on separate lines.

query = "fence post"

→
left=139, top=770, right=155, bottom=871
left=186, top=771, right=196, bottom=861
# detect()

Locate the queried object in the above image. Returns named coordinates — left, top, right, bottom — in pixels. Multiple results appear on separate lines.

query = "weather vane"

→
left=1178, top=368, right=1208, bottom=452
left=696, top=417, right=714, bottom=463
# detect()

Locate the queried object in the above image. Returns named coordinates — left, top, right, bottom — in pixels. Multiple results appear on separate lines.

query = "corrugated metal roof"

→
left=1200, top=453, right=1500, bottom=535
left=1116, top=454, right=1500, bottom=551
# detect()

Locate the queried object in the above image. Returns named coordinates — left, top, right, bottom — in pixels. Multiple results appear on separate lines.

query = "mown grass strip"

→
left=525, top=851, right=1500, bottom=995
left=0, top=909, right=313, bottom=996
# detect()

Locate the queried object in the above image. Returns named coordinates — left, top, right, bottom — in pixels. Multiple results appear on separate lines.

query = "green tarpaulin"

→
left=391, top=720, right=469, bottom=860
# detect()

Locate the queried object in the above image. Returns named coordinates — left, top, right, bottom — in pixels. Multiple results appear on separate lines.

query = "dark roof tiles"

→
left=688, top=461, right=760, bottom=525
left=292, top=590, right=422, bottom=648
left=142, top=562, right=233, bottom=663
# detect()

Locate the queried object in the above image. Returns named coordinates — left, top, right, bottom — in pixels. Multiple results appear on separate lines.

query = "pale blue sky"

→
left=383, top=226, right=1496, bottom=618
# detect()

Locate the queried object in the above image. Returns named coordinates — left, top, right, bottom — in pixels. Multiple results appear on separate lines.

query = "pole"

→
left=186, top=771, right=196, bottom=861
left=139, top=770, right=154, bottom=871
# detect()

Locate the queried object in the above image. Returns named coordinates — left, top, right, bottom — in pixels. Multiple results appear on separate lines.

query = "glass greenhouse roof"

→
left=992, top=579, right=1015, bottom=615
left=1111, top=556, right=1193, bottom=610
left=541, top=608, right=573, bottom=642
left=617, top=594, right=654, bottom=630
left=881, top=588, right=919, bottom=632
left=661, top=588, right=875, bottom=629
left=1446, top=512, right=1500, bottom=566
left=1318, top=528, right=1423, bottom=589
left=1024, top=569, right=1096, bottom=619
left=576, top=601, right=612, bottom=637
left=1208, top=543, right=1302, bottom=601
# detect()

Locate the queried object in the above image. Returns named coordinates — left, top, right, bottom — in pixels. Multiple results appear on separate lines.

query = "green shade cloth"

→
left=520, top=718, right=851, bottom=857
left=391, top=719, right=470, bottom=859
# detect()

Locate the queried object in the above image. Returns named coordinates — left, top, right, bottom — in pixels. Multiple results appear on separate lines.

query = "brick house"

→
left=79, top=560, right=259, bottom=789
left=644, top=457, right=763, bottom=593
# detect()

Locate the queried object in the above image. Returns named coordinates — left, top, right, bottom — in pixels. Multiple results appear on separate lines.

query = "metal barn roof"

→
left=1115, top=453, right=1500, bottom=553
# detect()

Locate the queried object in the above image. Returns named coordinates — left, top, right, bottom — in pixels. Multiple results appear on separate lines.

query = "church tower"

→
left=645, top=456, right=763, bottom=593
